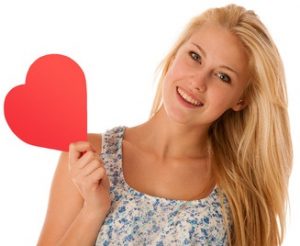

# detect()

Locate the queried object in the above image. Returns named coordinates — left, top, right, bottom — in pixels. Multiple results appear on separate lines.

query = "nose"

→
left=190, top=71, right=208, bottom=93
left=194, top=83, right=207, bottom=93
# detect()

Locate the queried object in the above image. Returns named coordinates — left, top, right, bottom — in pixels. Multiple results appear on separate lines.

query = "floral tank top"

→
left=95, top=126, right=231, bottom=246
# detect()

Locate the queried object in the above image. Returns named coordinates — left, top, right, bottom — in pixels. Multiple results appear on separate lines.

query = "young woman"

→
left=38, top=4, right=292, bottom=246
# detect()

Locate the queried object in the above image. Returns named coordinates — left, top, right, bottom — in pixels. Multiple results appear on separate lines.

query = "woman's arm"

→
left=37, top=134, right=111, bottom=246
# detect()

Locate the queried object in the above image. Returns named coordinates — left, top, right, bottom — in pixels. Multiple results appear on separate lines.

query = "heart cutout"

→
left=4, top=54, right=87, bottom=151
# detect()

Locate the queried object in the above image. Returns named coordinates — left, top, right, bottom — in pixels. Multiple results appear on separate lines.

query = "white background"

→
left=0, top=0, right=299, bottom=245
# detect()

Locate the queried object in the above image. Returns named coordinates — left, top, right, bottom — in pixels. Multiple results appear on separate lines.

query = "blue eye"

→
left=217, top=72, right=231, bottom=83
left=189, top=51, right=201, bottom=63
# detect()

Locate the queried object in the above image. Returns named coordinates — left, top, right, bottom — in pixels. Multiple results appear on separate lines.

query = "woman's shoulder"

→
left=87, top=126, right=126, bottom=154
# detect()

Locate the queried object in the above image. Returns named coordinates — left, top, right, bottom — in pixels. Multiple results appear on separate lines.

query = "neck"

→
left=141, top=107, right=211, bottom=159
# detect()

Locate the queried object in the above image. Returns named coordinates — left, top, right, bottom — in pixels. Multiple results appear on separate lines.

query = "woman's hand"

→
left=68, top=142, right=111, bottom=215
left=37, top=135, right=109, bottom=245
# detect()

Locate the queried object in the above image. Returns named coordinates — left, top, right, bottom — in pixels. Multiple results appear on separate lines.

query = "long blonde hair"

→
left=151, top=4, right=293, bottom=246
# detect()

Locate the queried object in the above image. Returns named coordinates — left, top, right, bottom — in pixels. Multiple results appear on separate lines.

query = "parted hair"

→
left=151, top=4, right=293, bottom=246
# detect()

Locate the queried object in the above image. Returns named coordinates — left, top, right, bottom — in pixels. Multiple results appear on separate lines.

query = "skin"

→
left=162, top=23, right=249, bottom=128
left=37, top=22, right=249, bottom=245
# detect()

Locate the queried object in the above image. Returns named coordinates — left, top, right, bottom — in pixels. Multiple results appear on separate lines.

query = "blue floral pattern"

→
left=95, top=127, right=231, bottom=246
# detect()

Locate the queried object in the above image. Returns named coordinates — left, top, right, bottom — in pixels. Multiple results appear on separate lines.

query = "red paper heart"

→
left=4, top=54, right=87, bottom=151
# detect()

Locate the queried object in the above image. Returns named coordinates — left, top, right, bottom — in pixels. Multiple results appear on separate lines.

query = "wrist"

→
left=81, top=203, right=110, bottom=221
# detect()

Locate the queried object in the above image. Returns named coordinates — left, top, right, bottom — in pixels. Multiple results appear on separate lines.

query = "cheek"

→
left=166, top=57, right=189, bottom=79
left=209, top=89, right=236, bottom=110
left=162, top=64, right=182, bottom=93
left=161, top=76, right=173, bottom=106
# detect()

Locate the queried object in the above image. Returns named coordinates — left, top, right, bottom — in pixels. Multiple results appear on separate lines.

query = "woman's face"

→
left=162, top=23, right=250, bottom=127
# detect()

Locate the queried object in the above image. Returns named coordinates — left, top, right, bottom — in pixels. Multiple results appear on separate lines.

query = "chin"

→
left=164, top=105, right=194, bottom=125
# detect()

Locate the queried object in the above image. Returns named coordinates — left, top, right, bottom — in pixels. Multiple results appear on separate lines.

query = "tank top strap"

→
left=101, top=126, right=126, bottom=187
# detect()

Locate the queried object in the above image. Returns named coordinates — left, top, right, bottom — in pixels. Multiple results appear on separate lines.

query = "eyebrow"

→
left=191, top=42, right=206, bottom=58
left=191, top=42, right=239, bottom=76
left=219, top=65, right=239, bottom=76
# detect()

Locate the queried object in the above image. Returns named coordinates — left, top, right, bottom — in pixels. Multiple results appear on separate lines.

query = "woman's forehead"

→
left=185, top=24, right=248, bottom=70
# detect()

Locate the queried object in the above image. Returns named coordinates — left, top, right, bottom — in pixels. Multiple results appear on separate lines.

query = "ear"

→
left=231, top=98, right=248, bottom=112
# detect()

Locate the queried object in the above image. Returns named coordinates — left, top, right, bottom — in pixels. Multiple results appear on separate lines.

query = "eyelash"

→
left=189, top=50, right=232, bottom=84
left=189, top=51, right=201, bottom=63
left=217, top=72, right=231, bottom=83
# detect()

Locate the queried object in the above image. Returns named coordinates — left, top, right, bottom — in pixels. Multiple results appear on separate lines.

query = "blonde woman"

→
left=38, top=4, right=292, bottom=246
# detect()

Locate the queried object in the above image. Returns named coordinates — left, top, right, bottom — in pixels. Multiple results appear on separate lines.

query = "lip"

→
left=176, top=86, right=204, bottom=108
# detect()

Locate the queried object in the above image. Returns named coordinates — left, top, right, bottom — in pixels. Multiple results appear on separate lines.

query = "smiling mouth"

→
left=176, top=87, right=203, bottom=107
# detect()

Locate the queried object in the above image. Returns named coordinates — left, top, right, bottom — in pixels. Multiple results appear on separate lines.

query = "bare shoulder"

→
left=87, top=133, right=102, bottom=154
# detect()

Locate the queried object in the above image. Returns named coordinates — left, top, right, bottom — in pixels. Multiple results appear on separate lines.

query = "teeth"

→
left=177, top=87, right=202, bottom=106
